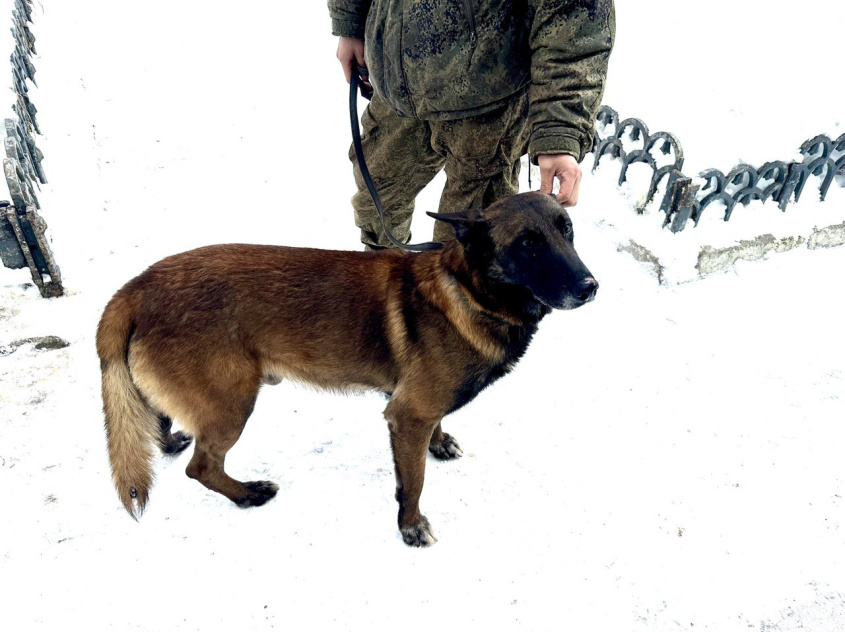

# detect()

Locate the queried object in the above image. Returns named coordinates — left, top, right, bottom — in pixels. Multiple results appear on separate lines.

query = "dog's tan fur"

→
left=97, top=192, right=597, bottom=545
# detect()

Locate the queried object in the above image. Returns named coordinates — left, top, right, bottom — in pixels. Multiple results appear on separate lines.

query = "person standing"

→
left=329, top=0, right=615, bottom=249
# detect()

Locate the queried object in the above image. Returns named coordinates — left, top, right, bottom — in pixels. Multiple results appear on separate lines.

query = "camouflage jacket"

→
left=328, top=0, right=615, bottom=162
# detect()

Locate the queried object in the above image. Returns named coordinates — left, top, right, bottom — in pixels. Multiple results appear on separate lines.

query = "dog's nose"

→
left=577, top=277, right=599, bottom=303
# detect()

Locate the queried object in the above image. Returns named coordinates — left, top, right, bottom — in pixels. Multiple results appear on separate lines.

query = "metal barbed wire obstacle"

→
left=0, top=0, right=60, bottom=298
left=592, top=105, right=845, bottom=234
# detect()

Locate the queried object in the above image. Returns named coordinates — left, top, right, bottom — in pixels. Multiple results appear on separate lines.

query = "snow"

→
left=1, top=1, right=844, bottom=631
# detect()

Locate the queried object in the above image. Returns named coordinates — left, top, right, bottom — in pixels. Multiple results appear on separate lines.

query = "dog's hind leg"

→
left=428, top=422, right=463, bottom=460
left=384, top=397, right=441, bottom=547
left=184, top=385, right=278, bottom=508
left=157, top=415, right=193, bottom=456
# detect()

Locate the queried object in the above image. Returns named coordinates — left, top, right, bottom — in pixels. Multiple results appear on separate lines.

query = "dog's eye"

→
left=554, top=215, right=573, bottom=237
left=521, top=235, right=540, bottom=249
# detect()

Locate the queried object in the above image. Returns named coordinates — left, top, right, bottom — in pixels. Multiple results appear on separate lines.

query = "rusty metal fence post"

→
left=0, top=0, right=61, bottom=297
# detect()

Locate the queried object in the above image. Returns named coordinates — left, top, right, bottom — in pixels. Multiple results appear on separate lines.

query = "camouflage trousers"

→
left=349, top=89, right=530, bottom=249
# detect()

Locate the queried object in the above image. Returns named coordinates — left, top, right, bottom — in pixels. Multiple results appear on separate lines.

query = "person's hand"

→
left=537, top=154, right=582, bottom=207
left=336, top=37, right=371, bottom=91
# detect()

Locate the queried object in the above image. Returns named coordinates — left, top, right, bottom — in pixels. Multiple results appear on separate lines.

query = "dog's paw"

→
left=161, top=431, right=193, bottom=456
left=235, top=481, right=279, bottom=508
left=429, top=432, right=462, bottom=460
left=400, top=516, right=437, bottom=547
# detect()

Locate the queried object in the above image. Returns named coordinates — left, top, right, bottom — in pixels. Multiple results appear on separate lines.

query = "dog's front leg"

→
left=384, top=398, right=440, bottom=547
left=428, top=422, right=463, bottom=460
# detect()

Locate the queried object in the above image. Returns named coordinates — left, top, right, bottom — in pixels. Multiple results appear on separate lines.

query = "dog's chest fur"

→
left=447, top=318, right=540, bottom=414
left=395, top=255, right=544, bottom=414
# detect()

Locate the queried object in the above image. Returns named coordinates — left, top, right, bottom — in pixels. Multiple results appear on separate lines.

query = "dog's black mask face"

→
left=429, top=192, right=598, bottom=312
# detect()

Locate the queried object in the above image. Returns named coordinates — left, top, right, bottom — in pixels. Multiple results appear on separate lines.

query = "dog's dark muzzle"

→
left=574, top=276, right=599, bottom=304
left=545, top=273, right=598, bottom=310
left=531, top=248, right=599, bottom=310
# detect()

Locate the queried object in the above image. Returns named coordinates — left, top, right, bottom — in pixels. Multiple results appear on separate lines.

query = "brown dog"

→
left=97, top=192, right=598, bottom=546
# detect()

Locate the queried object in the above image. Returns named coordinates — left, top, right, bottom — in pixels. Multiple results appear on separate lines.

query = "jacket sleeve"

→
left=528, top=0, right=615, bottom=163
left=328, top=0, right=372, bottom=39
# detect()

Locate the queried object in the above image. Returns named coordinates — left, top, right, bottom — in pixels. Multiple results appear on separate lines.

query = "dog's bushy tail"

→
left=96, top=287, right=158, bottom=519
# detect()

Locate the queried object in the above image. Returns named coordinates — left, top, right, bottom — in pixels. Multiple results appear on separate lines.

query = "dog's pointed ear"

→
left=426, top=210, right=476, bottom=227
left=426, top=211, right=493, bottom=259
left=426, top=211, right=488, bottom=244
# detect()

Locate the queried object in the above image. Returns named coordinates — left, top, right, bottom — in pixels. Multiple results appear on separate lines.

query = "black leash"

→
left=350, top=65, right=443, bottom=252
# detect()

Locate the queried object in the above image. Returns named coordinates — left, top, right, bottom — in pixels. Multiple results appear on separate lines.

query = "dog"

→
left=97, top=191, right=598, bottom=546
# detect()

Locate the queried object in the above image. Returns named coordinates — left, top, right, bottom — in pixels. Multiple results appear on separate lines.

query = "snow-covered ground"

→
left=1, top=2, right=844, bottom=631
